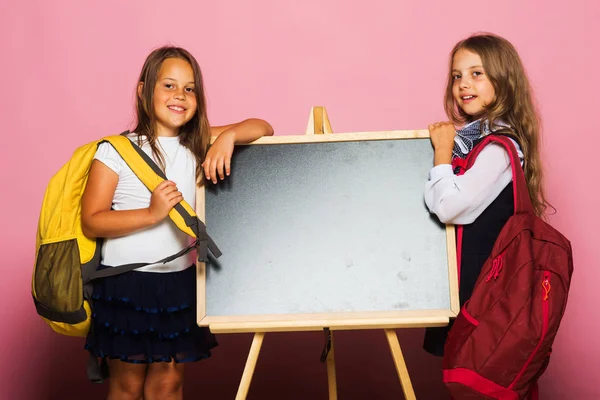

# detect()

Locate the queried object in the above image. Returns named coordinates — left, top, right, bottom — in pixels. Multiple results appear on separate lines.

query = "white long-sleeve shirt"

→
left=424, top=139, right=523, bottom=225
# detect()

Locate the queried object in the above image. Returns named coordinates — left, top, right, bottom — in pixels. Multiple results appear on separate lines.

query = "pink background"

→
left=1, top=1, right=598, bottom=399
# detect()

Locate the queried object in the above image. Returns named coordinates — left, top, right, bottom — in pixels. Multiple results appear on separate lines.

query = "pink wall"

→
left=1, top=1, right=597, bottom=398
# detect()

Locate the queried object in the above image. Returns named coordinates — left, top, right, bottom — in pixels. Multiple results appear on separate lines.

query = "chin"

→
left=464, top=108, right=485, bottom=117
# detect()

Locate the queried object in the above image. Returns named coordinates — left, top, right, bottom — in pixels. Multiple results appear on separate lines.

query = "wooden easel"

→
left=232, top=107, right=417, bottom=400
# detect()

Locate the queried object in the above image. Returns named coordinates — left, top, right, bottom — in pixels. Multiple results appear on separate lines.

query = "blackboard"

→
left=196, top=131, right=458, bottom=333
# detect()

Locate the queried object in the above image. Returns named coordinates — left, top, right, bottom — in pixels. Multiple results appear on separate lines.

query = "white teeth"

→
left=462, top=96, right=474, bottom=100
left=168, top=106, right=184, bottom=111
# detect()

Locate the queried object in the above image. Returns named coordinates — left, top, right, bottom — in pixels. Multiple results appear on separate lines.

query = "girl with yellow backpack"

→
left=47, top=46, right=272, bottom=399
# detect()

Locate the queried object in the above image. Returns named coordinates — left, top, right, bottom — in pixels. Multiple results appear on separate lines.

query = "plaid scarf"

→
left=453, top=120, right=490, bottom=160
left=451, top=119, right=524, bottom=174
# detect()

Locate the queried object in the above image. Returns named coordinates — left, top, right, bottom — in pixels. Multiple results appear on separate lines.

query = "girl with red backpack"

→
left=423, top=33, right=571, bottom=399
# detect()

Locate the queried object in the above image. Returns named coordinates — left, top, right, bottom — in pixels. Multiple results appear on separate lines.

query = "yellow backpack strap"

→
left=102, top=132, right=221, bottom=261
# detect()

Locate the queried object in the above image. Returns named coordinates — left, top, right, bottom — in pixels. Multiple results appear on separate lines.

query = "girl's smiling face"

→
left=451, top=49, right=496, bottom=118
left=151, top=57, right=197, bottom=137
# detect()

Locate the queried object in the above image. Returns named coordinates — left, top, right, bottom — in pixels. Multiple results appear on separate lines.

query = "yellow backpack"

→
left=32, top=132, right=221, bottom=338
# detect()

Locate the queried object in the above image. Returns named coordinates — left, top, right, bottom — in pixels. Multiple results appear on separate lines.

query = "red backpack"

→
left=443, top=135, right=573, bottom=400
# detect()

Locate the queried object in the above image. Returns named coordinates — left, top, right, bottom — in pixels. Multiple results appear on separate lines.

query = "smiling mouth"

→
left=462, top=95, right=477, bottom=101
left=168, top=105, right=186, bottom=112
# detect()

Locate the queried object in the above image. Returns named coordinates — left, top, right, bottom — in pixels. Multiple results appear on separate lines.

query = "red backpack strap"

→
left=451, top=157, right=469, bottom=284
left=463, top=135, right=533, bottom=215
left=451, top=156, right=468, bottom=175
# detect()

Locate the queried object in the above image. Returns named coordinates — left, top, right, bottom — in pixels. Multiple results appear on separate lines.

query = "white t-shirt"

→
left=94, top=134, right=197, bottom=272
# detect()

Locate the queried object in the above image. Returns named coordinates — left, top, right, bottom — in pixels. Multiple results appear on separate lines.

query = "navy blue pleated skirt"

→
left=85, top=264, right=217, bottom=364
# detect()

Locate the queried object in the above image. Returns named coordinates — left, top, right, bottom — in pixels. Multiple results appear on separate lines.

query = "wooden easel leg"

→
left=235, top=332, right=265, bottom=400
left=384, top=329, right=416, bottom=400
left=326, top=332, right=338, bottom=400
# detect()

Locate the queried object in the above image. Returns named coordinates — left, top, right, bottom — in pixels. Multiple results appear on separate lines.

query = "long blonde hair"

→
left=133, top=46, right=210, bottom=184
left=444, top=33, right=549, bottom=217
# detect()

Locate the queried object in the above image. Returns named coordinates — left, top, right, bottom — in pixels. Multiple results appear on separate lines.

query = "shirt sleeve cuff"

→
left=428, top=164, right=454, bottom=180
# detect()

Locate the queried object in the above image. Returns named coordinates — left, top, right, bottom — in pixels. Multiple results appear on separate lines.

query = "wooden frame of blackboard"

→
left=194, top=107, right=459, bottom=400
left=194, top=129, right=459, bottom=333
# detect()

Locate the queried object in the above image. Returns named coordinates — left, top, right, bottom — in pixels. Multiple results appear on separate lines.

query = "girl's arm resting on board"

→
left=81, top=160, right=181, bottom=238
left=424, top=143, right=514, bottom=225
left=210, top=118, right=274, bottom=143
left=203, top=118, right=274, bottom=183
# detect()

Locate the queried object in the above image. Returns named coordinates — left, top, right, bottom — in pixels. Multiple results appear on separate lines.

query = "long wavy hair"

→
left=133, top=46, right=210, bottom=184
left=444, top=33, right=550, bottom=217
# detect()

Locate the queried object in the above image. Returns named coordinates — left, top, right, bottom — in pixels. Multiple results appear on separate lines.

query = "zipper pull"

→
left=493, top=255, right=503, bottom=279
left=542, top=277, right=551, bottom=301
left=486, top=254, right=504, bottom=282
left=486, top=258, right=498, bottom=282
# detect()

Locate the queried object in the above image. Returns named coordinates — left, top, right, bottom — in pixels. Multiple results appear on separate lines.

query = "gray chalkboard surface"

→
left=196, top=132, right=458, bottom=333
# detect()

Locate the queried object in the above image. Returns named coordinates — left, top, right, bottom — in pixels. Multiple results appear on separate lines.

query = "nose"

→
left=459, top=75, right=471, bottom=89
left=174, top=88, right=186, bottom=100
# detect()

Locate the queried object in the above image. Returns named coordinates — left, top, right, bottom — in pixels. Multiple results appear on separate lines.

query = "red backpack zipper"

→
left=509, top=271, right=551, bottom=390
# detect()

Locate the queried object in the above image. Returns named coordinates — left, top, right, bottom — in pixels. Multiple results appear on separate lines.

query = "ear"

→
left=137, top=82, right=144, bottom=99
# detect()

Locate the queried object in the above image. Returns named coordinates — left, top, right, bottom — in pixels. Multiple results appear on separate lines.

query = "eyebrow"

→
left=161, top=77, right=195, bottom=84
left=452, top=65, right=483, bottom=72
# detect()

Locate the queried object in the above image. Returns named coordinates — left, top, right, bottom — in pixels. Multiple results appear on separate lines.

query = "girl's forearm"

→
left=434, top=148, right=453, bottom=166
left=231, top=118, right=274, bottom=143
left=82, top=208, right=158, bottom=238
